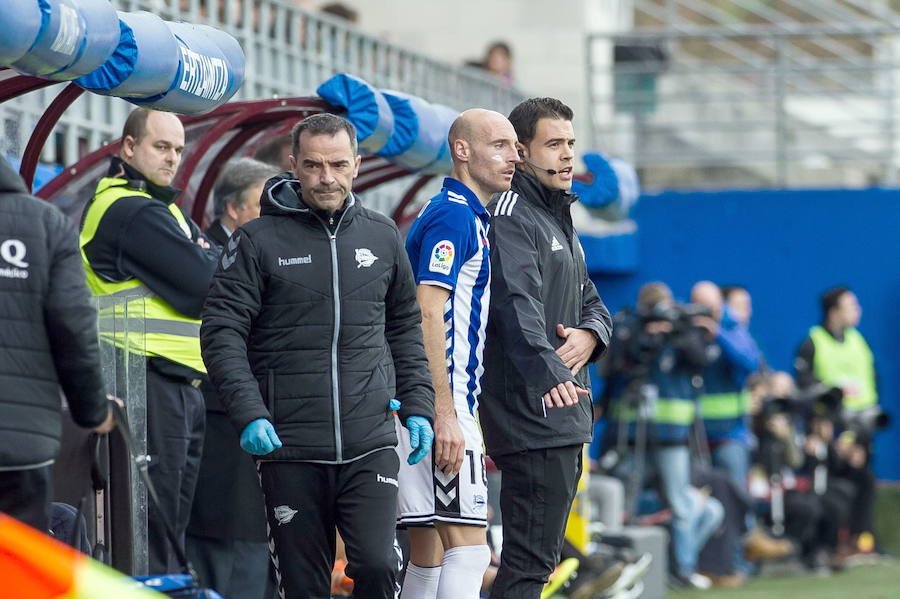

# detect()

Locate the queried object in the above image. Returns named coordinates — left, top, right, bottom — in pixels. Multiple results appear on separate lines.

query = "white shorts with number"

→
left=395, top=411, right=488, bottom=527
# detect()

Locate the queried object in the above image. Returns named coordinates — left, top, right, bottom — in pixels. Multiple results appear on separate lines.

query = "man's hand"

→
left=555, top=324, right=598, bottom=376
left=93, top=395, right=122, bottom=434
left=195, top=236, right=210, bottom=249
left=542, top=381, right=590, bottom=409
left=433, top=411, right=465, bottom=476
left=240, top=418, right=283, bottom=455
left=406, top=416, right=434, bottom=465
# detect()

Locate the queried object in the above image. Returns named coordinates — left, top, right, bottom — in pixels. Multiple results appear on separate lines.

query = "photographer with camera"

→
left=691, top=283, right=791, bottom=576
left=750, top=371, right=864, bottom=571
left=795, top=286, right=884, bottom=553
left=600, top=282, right=723, bottom=589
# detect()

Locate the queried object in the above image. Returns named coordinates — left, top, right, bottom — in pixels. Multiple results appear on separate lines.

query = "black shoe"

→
left=568, top=556, right=626, bottom=599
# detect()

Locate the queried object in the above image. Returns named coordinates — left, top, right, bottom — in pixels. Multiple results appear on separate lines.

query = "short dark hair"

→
left=291, top=113, right=357, bottom=158
left=721, top=284, right=747, bottom=302
left=637, top=281, right=673, bottom=311
left=213, top=157, right=279, bottom=216
left=508, top=97, right=574, bottom=146
left=821, top=286, right=851, bottom=317
left=486, top=41, right=512, bottom=59
left=320, top=2, right=358, bottom=23
left=121, top=108, right=152, bottom=142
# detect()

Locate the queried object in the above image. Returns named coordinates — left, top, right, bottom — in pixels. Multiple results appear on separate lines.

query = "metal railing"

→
left=588, top=23, right=900, bottom=189
left=2, top=0, right=527, bottom=172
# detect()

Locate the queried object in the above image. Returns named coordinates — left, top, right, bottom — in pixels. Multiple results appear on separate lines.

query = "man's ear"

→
left=121, top=135, right=137, bottom=159
left=225, top=201, right=240, bottom=221
left=453, top=139, right=469, bottom=162
left=515, top=141, right=527, bottom=159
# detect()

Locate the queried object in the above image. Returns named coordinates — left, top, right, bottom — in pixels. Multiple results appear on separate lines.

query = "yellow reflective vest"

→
left=80, top=176, right=205, bottom=374
left=809, top=325, right=876, bottom=412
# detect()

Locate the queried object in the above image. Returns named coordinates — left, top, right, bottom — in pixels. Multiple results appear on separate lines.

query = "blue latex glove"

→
left=240, top=418, right=283, bottom=455
left=389, top=398, right=401, bottom=411
left=405, top=416, right=434, bottom=465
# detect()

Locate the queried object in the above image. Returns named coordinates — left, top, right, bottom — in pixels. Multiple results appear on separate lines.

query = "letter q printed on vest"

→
left=429, top=240, right=454, bottom=275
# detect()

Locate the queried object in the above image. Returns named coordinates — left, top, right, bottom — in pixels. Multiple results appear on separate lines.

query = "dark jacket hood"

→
left=0, top=158, right=29, bottom=194
left=260, top=171, right=358, bottom=219
left=512, top=169, right=579, bottom=211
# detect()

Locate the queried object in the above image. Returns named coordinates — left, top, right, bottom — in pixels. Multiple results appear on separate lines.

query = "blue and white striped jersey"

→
left=405, top=177, right=490, bottom=415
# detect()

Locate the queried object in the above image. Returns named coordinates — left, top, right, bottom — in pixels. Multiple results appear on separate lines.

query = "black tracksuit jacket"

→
left=0, top=159, right=108, bottom=469
left=200, top=173, right=434, bottom=463
left=479, top=170, right=613, bottom=457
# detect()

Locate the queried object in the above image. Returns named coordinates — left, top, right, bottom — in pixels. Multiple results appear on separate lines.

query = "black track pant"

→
left=146, top=369, right=206, bottom=574
left=0, top=465, right=51, bottom=531
left=258, top=448, right=400, bottom=599
left=490, top=445, right=583, bottom=599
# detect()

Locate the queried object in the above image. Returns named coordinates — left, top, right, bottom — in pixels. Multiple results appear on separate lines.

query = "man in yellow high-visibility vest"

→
left=80, top=108, right=218, bottom=574
left=795, top=285, right=879, bottom=547
left=796, top=286, right=878, bottom=413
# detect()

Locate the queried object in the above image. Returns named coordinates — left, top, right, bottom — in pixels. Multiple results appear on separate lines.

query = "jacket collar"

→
left=261, top=172, right=358, bottom=223
left=511, top=169, right=578, bottom=213
left=442, top=177, right=489, bottom=221
left=107, top=157, right=180, bottom=204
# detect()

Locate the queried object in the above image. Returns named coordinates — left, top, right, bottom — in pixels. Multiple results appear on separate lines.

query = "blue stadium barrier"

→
left=124, top=21, right=244, bottom=115
left=594, top=188, right=900, bottom=481
left=378, top=89, right=448, bottom=171
left=317, top=73, right=459, bottom=174
left=3, top=1, right=245, bottom=116
left=0, top=1, right=43, bottom=65
left=316, top=74, right=395, bottom=154
left=76, top=11, right=180, bottom=99
left=11, top=0, right=119, bottom=81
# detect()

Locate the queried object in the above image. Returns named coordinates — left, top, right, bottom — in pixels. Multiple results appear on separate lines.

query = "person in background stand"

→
left=80, top=108, right=218, bottom=574
left=186, top=157, right=277, bottom=599
left=691, top=282, right=789, bottom=584
left=795, top=286, right=880, bottom=552
left=202, top=157, right=274, bottom=248
left=601, top=282, right=722, bottom=590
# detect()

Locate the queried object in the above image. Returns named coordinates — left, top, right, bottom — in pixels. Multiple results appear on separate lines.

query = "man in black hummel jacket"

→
left=480, top=98, right=613, bottom=599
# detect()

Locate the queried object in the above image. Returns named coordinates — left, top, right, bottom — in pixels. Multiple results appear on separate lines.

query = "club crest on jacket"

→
left=355, top=248, right=378, bottom=268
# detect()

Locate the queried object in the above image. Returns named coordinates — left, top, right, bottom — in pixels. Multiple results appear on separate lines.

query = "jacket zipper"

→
left=315, top=210, right=348, bottom=462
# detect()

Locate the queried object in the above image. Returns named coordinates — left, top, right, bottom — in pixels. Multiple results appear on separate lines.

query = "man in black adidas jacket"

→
left=480, top=98, right=612, bottom=599
left=201, top=113, right=434, bottom=599
left=0, top=159, right=115, bottom=531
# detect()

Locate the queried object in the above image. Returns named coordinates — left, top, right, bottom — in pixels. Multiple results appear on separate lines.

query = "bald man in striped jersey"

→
left=397, top=109, right=520, bottom=599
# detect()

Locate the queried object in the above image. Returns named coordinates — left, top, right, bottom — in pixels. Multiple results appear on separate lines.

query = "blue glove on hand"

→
left=389, top=398, right=401, bottom=411
left=405, top=416, right=433, bottom=465
left=240, top=418, right=283, bottom=455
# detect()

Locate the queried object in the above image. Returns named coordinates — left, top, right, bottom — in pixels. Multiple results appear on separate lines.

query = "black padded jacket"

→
left=479, top=170, right=613, bottom=457
left=201, top=173, right=434, bottom=463
left=0, top=159, right=107, bottom=469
